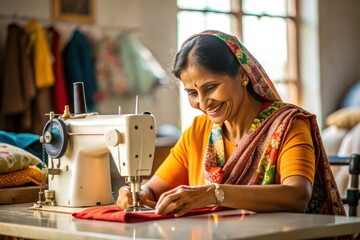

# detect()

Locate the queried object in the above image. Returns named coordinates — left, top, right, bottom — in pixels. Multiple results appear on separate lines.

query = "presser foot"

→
left=124, top=204, right=154, bottom=213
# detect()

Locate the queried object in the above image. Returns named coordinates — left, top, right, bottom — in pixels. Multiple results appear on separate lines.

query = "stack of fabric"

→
left=0, top=130, right=44, bottom=188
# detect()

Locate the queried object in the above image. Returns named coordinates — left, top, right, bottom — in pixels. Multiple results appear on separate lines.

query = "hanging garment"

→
left=63, top=29, right=97, bottom=112
left=25, top=20, right=54, bottom=134
left=48, top=26, right=70, bottom=114
left=92, top=34, right=130, bottom=101
left=25, top=20, right=54, bottom=88
left=1, top=23, right=36, bottom=132
left=117, top=34, right=168, bottom=96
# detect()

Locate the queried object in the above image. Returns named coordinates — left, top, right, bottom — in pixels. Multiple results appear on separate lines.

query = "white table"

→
left=0, top=203, right=359, bottom=240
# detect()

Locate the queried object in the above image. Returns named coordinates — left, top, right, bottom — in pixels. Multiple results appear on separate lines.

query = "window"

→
left=177, top=0, right=298, bottom=131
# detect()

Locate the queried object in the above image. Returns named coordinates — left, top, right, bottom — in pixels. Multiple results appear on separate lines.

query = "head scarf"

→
left=182, top=30, right=345, bottom=215
left=182, top=30, right=282, bottom=102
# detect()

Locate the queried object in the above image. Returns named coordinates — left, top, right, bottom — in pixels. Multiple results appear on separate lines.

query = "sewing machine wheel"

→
left=43, top=118, right=68, bottom=159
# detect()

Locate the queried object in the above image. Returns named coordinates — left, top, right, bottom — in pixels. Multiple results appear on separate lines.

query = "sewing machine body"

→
left=45, top=113, right=156, bottom=207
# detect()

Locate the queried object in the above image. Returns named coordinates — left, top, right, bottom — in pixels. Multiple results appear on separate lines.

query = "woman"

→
left=117, top=30, right=345, bottom=217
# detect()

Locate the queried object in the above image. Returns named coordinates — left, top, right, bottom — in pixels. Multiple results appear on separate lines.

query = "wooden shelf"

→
left=0, top=186, right=45, bottom=205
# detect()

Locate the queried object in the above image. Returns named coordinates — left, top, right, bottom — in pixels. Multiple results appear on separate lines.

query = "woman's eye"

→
left=187, top=91, right=198, bottom=97
left=207, top=85, right=217, bottom=92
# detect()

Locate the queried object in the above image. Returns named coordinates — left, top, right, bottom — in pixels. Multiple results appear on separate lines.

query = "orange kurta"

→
left=155, top=114, right=315, bottom=187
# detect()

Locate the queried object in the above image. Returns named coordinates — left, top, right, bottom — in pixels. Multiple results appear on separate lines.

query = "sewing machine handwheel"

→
left=43, top=118, right=68, bottom=159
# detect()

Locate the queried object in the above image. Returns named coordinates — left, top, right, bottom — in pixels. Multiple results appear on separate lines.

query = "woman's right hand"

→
left=116, top=186, right=157, bottom=210
left=116, top=186, right=133, bottom=210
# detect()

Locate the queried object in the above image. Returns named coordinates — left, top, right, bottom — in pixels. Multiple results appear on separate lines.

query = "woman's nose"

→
left=198, top=93, right=208, bottom=111
left=190, top=94, right=204, bottom=111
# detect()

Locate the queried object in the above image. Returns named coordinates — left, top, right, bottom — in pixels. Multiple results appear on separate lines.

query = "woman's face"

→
left=180, top=64, right=246, bottom=124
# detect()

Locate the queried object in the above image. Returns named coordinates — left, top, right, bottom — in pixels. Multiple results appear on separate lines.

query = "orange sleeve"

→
left=277, top=118, right=316, bottom=185
left=154, top=130, right=190, bottom=187
left=155, top=115, right=213, bottom=187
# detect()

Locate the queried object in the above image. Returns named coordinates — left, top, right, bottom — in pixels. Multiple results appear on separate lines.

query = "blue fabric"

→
left=63, top=29, right=97, bottom=113
left=0, top=130, right=45, bottom=167
left=341, top=81, right=360, bottom=108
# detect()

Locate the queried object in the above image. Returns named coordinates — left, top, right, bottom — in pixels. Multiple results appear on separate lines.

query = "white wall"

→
left=318, top=0, right=360, bottom=123
left=294, top=0, right=360, bottom=128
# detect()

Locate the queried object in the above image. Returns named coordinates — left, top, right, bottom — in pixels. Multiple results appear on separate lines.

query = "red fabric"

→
left=48, top=26, right=69, bottom=114
left=72, top=206, right=232, bottom=223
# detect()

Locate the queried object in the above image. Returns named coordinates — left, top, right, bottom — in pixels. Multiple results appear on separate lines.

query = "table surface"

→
left=0, top=203, right=360, bottom=240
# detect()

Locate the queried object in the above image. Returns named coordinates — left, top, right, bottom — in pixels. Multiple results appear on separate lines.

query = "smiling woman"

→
left=176, top=0, right=299, bottom=131
left=116, top=30, right=345, bottom=218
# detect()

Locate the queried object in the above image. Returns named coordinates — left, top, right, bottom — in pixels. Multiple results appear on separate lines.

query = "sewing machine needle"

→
left=135, top=95, right=139, bottom=114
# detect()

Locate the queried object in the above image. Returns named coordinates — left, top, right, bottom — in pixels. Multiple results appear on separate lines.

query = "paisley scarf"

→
left=183, top=30, right=345, bottom=215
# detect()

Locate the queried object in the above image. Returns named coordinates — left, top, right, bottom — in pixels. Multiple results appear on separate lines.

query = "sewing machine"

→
left=38, top=83, right=156, bottom=211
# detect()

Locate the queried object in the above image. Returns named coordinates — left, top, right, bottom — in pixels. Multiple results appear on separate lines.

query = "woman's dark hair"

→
left=172, top=34, right=263, bottom=102
left=172, top=35, right=239, bottom=78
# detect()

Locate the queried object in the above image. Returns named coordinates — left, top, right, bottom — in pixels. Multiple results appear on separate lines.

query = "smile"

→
left=207, top=103, right=223, bottom=114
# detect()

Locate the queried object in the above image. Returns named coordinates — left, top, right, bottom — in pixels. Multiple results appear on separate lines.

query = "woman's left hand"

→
left=155, top=184, right=216, bottom=217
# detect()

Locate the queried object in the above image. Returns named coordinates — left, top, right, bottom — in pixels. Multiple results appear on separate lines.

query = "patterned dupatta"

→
left=183, top=30, right=345, bottom=215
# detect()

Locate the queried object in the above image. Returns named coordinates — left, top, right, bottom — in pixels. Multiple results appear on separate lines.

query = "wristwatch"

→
left=212, top=183, right=225, bottom=205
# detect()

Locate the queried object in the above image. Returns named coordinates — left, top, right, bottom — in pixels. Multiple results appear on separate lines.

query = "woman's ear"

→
left=240, top=74, right=248, bottom=87
left=237, top=67, right=248, bottom=87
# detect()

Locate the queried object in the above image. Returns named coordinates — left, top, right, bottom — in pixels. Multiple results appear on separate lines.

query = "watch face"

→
left=215, top=188, right=224, bottom=202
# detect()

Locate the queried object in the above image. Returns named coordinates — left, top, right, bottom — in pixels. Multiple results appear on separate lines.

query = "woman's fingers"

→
left=173, top=203, right=192, bottom=217
left=116, top=186, right=132, bottom=210
left=155, top=185, right=201, bottom=216
left=156, top=186, right=180, bottom=206
left=156, top=195, right=182, bottom=215
left=117, top=186, right=157, bottom=210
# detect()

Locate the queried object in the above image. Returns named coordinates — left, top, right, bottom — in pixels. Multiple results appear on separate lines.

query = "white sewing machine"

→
left=38, top=83, right=156, bottom=211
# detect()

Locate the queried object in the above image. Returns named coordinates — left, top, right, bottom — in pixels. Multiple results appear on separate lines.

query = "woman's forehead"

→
left=181, top=65, right=230, bottom=87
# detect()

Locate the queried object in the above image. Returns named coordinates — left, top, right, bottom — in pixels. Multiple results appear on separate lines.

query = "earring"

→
left=242, top=80, right=248, bottom=87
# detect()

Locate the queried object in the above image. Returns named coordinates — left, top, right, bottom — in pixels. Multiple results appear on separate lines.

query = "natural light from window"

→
left=177, top=0, right=296, bottom=131
left=177, top=7, right=232, bottom=131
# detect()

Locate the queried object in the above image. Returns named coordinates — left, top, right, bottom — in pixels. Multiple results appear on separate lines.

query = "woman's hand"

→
left=116, top=186, right=133, bottom=210
left=116, top=186, right=157, bottom=210
left=155, top=185, right=216, bottom=217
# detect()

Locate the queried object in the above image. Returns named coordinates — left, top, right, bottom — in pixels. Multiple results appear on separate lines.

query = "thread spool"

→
left=73, top=82, right=87, bottom=114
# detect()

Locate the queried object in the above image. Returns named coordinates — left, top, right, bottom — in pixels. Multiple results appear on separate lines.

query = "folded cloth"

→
left=72, top=205, right=232, bottom=223
left=0, top=165, right=42, bottom=188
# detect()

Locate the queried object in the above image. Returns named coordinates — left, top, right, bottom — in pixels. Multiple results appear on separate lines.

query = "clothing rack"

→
left=0, top=13, right=139, bottom=33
